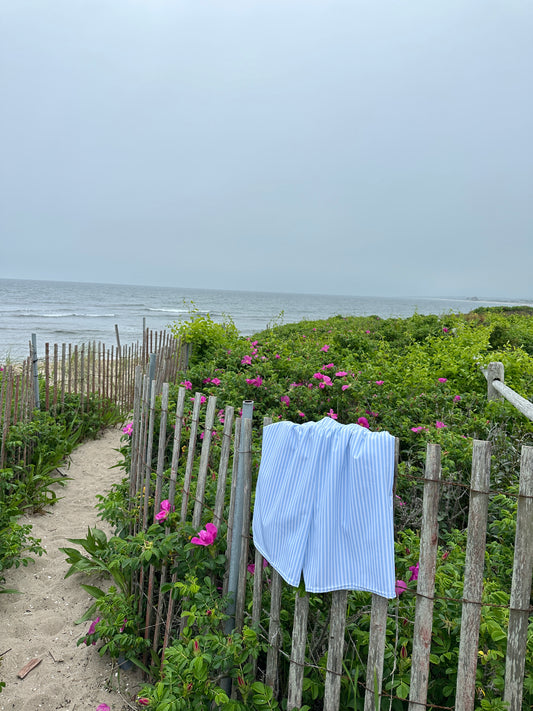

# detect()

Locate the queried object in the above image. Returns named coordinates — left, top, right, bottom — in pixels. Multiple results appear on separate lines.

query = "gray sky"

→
left=1, top=0, right=532, bottom=298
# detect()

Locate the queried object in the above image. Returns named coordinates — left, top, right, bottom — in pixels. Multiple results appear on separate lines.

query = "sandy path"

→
left=0, top=427, right=143, bottom=711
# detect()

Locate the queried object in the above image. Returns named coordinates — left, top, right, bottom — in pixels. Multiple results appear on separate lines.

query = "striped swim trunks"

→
left=252, top=417, right=396, bottom=597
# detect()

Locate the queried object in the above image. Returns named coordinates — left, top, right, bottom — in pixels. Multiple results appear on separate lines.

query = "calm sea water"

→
left=1, top=278, right=530, bottom=362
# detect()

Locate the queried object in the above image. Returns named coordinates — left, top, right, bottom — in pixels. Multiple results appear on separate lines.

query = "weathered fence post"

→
left=408, top=443, right=441, bottom=711
left=364, top=594, right=389, bottom=711
left=224, top=400, right=254, bottom=634
left=323, top=589, right=348, bottom=711
left=455, top=439, right=492, bottom=711
left=287, top=591, right=310, bottom=711
left=486, top=361, right=504, bottom=402
left=503, top=445, right=533, bottom=711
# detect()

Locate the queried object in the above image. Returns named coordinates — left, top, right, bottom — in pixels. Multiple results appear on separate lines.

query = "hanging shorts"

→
left=252, top=417, right=396, bottom=598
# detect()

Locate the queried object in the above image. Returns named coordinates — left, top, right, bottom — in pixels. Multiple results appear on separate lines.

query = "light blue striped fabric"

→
left=252, top=417, right=396, bottom=597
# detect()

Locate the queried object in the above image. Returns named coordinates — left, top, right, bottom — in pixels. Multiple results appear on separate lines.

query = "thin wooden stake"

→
left=503, top=445, right=533, bottom=711
left=408, top=443, right=441, bottom=711
left=455, top=440, right=491, bottom=711
left=287, top=591, right=310, bottom=711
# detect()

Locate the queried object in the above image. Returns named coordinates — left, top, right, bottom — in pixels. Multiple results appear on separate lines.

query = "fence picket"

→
left=191, top=395, right=218, bottom=529
left=364, top=593, right=389, bottom=711
left=323, top=590, right=348, bottom=711
left=265, top=570, right=283, bottom=695
left=455, top=439, right=491, bottom=711
left=180, top=392, right=203, bottom=522
left=503, top=444, right=533, bottom=711
left=213, top=405, right=235, bottom=527
left=287, top=591, right=310, bottom=711
left=408, top=443, right=441, bottom=711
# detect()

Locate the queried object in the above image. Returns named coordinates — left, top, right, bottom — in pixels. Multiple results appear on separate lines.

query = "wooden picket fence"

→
left=127, top=363, right=533, bottom=711
left=0, top=328, right=186, bottom=469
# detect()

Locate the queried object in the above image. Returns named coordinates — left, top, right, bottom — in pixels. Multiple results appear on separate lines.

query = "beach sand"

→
left=0, top=427, right=143, bottom=711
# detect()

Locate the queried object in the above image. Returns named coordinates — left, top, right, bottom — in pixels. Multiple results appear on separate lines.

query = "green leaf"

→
left=80, top=583, right=106, bottom=599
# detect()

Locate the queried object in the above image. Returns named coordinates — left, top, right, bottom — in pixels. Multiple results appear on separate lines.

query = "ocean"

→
left=1, top=278, right=530, bottom=363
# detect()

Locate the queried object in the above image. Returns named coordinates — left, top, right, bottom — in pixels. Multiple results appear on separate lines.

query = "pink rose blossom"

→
left=180, top=380, right=192, bottom=390
left=435, top=421, right=447, bottom=429
left=395, top=580, right=407, bottom=596
left=327, top=409, right=338, bottom=420
left=335, top=371, right=347, bottom=377
left=320, top=344, right=330, bottom=352
left=191, top=522, right=218, bottom=546
left=409, top=562, right=419, bottom=582
left=438, top=377, right=447, bottom=383
left=357, top=417, right=369, bottom=429
left=375, top=380, right=384, bottom=385
left=155, top=499, right=174, bottom=522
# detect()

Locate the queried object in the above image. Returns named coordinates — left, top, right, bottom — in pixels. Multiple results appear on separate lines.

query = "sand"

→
left=0, top=427, right=143, bottom=711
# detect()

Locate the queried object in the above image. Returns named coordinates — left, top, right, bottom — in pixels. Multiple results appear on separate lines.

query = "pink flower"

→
left=442, top=327, right=449, bottom=332
left=313, top=372, right=324, bottom=380
left=323, top=363, right=335, bottom=369
left=85, top=617, right=101, bottom=645
left=320, top=344, right=330, bottom=352
left=395, top=494, right=405, bottom=506
left=335, top=371, right=347, bottom=377
left=122, top=422, right=133, bottom=436
left=241, top=355, right=252, bottom=365
left=442, top=551, right=449, bottom=560
left=327, top=409, right=338, bottom=420
left=97, top=705, right=111, bottom=711
left=395, top=580, right=407, bottom=596
left=454, top=395, right=461, bottom=402
left=341, top=384, right=350, bottom=391
left=357, top=417, right=369, bottom=429
left=155, top=499, right=173, bottom=522
left=191, top=522, right=218, bottom=546
left=246, top=376, right=263, bottom=387
left=210, top=377, right=221, bottom=386
left=275, top=353, right=281, bottom=359
left=411, top=426, right=428, bottom=433
left=409, top=562, right=419, bottom=582
left=435, top=421, right=447, bottom=429
left=180, top=380, right=192, bottom=390
left=248, top=559, right=269, bottom=574
left=280, top=395, right=290, bottom=406
left=365, top=330, right=370, bottom=334
left=138, top=699, right=150, bottom=707
left=298, top=411, right=305, bottom=418
left=438, top=377, right=447, bottom=383
left=119, top=618, right=127, bottom=632
left=375, top=380, right=384, bottom=385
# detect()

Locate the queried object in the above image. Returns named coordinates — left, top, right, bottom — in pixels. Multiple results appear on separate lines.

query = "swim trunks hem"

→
left=253, top=541, right=395, bottom=598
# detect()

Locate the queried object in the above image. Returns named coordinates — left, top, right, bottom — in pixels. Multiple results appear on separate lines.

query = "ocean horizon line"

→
left=1, top=276, right=531, bottom=305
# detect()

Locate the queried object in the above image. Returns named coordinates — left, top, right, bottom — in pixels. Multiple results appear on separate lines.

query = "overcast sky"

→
left=1, top=0, right=532, bottom=298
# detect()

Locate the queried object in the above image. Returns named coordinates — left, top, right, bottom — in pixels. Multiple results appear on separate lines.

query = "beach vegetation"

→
left=31, top=307, right=533, bottom=706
